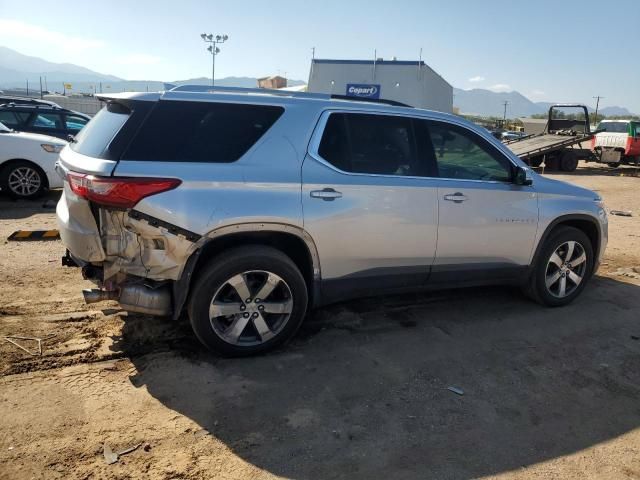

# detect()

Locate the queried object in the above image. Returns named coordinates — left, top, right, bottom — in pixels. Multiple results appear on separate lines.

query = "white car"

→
left=0, top=121, right=67, bottom=199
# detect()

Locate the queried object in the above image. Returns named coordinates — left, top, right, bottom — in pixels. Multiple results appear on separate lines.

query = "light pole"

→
left=200, top=33, right=229, bottom=87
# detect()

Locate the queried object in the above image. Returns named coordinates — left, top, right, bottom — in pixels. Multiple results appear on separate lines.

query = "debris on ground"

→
left=103, top=442, right=143, bottom=465
left=447, top=386, right=465, bottom=396
left=609, top=210, right=633, bottom=217
left=3, top=334, right=56, bottom=356
left=612, top=267, right=640, bottom=280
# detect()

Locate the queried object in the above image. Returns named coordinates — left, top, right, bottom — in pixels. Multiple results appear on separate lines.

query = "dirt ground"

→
left=1, top=163, right=639, bottom=480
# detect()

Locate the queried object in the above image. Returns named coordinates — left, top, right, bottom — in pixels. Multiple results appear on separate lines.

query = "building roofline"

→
left=312, top=58, right=426, bottom=66
left=311, top=58, right=452, bottom=89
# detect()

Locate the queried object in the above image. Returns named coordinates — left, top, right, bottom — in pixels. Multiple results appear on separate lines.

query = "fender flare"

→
left=172, top=222, right=321, bottom=320
left=530, top=213, right=602, bottom=269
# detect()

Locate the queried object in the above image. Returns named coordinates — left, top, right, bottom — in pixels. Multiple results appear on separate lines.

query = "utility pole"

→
left=502, top=100, right=509, bottom=126
left=593, top=96, right=604, bottom=125
left=39, top=76, right=43, bottom=99
left=200, top=33, right=229, bottom=87
left=310, top=47, right=316, bottom=82
left=26, top=79, right=29, bottom=96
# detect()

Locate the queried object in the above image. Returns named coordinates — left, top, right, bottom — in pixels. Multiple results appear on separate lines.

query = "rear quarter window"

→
left=122, top=101, right=284, bottom=163
left=70, top=102, right=130, bottom=157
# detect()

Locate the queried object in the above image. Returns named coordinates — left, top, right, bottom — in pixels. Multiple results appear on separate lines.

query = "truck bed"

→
left=505, top=133, right=591, bottom=159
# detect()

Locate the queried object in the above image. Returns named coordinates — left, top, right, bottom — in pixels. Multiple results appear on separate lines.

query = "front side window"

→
left=124, top=101, right=284, bottom=163
left=65, top=115, right=88, bottom=132
left=318, top=112, right=423, bottom=176
left=424, top=121, right=512, bottom=182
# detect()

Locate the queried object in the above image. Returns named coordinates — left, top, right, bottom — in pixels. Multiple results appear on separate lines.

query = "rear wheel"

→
left=525, top=226, right=594, bottom=306
left=1, top=161, right=46, bottom=199
left=544, top=155, right=560, bottom=171
left=529, top=156, right=543, bottom=168
left=559, top=150, right=579, bottom=172
left=188, top=246, right=308, bottom=356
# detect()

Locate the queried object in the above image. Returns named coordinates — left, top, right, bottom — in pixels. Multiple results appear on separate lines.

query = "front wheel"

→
left=188, top=246, right=308, bottom=356
left=1, top=161, right=46, bottom=199
left=525, top=226, right=594, bottom=306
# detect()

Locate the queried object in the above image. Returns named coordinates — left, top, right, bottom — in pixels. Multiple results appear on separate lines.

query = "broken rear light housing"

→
left=67, top=172, right=181, bottom=208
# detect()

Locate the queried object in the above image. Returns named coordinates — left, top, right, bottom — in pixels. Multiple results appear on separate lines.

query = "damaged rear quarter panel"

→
left=100, top=209, right=200, bottom=282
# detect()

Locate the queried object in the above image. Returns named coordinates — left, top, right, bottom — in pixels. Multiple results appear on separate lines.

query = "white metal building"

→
left=307, top=59, right=453, bottom=113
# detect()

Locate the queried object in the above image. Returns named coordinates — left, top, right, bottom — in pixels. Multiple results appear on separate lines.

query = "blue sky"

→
left=0, top=0, right=638, bottom=112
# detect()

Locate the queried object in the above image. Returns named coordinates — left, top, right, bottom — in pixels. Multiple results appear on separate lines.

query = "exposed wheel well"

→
left=541, top=218, right=601, bottom=263
left=191, top=231, right=316, bottom=301
left=0, top=159, right=49, bottom=189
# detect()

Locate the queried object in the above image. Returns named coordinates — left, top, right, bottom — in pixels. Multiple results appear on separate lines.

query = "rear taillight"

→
left=66, top=172, right=181, bottom=208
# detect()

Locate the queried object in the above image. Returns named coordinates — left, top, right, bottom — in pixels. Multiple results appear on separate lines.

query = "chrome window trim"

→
left=307, top=108, right=523, bottom=185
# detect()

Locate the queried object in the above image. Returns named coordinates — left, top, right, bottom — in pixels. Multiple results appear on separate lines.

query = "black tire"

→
left=0, top=161, right=46, bottom=199
left=544, top=156, right=559, bottom=171
left=559, top=150, right=579, bottom=172
left=187, top=245, right=308, bottom=356
left=524, top=226, right=594, bottom=307
left=529, top=156, right=543, bottom=168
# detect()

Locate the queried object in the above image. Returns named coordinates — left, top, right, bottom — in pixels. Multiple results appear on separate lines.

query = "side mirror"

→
left=514, top=166, right=533, bottom=186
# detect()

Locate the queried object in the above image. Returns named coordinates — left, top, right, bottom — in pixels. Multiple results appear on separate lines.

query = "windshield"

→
left=597, top=121, right=630, bottom=134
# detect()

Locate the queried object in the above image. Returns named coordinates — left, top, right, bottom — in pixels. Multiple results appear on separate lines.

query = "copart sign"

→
left=346, top=84, right=380, bottom=99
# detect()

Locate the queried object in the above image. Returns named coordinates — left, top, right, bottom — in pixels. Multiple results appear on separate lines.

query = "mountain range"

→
left=0, top=46, right=634, bottom=117
left=454, top=88, right=634, bottom=118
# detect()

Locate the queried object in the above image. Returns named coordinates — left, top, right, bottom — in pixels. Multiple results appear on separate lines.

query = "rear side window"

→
left=0, top=110, right=29, bottom=127
left=123, top=101, right=284, bottom=163
left=318, top=112, right=423, bottom=176
left=31, top=112, right=63, bottom=129
left=71, top=102, right=130, bottom=157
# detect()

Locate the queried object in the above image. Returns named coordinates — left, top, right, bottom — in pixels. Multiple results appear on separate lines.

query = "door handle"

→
left=310, top=188, right=342, bottom=201
left=443, top=192, right=468, bottom=203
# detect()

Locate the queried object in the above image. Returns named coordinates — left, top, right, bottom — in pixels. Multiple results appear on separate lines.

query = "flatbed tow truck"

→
left=503, top=104, right=595, bottom=172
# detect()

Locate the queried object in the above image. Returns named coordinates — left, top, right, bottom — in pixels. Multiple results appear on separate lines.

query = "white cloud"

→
left=117, top=53, right=163, bottom=65
left=0, top=19, right=105, bottom=51
left=468, top=76, right=485, bottom=83
left=488, top=83, right=512, bottom=92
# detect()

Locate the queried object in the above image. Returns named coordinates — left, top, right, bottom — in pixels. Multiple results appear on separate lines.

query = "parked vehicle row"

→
left=0, top=98, right=91, bottom=198
left=55, top=87, right=608, bottom=356
left=0, top=103, right=90, bottom=140
left=0, top=121, right=66, bottom=198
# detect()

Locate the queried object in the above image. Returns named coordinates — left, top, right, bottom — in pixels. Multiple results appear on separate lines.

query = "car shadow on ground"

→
left=0, top=190, right=60, bottom=220
left=116, top=276, right=640, bottom=479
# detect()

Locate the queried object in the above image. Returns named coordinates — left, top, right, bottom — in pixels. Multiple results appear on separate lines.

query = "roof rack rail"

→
left=168, top=85, right=413, bottom=108
left=329, top=95, right=413, bottom=108
left=169, top=84, right=329, bottom=100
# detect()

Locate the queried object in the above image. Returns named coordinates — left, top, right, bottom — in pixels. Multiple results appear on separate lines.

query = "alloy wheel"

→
left=8, top=166, right=41, bottom=197
left=209, top=270, right=294, bottom=346
left=545, top=241, right=587, bottom=298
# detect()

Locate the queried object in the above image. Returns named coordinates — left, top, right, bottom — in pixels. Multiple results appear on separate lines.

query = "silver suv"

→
left=56, top=86, right=608, bottom=356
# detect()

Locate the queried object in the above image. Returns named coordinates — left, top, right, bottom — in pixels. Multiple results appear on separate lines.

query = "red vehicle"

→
left=592, top=120, right=640, bottom=166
